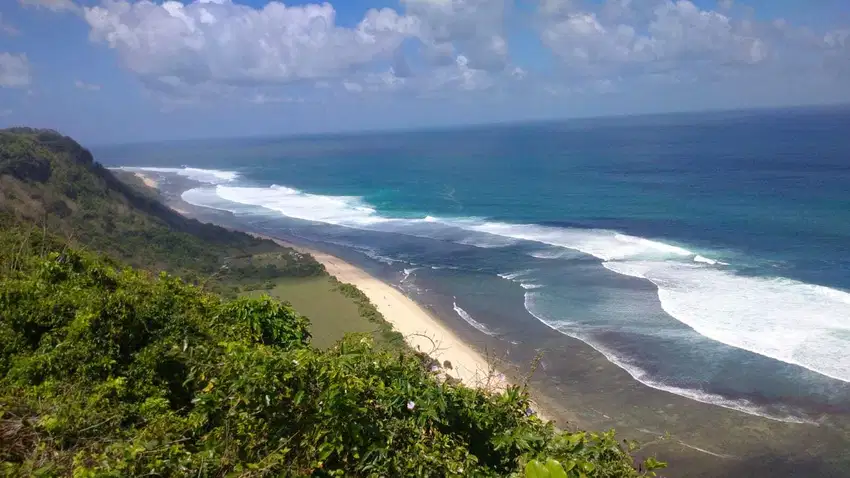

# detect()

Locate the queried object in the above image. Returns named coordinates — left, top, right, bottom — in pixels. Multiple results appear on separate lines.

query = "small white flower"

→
left=429, top=364, right=440, bottom=373
left=292, top=360, right=299, bottom=366
left=406, top=400, right=416, bottom=411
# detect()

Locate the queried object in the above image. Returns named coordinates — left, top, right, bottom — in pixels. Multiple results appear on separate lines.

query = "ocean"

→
left=99, top=106, right=850, bottom=470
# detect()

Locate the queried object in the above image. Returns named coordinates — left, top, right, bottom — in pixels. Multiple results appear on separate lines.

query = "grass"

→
left=243, top=276, right=383, bottom=349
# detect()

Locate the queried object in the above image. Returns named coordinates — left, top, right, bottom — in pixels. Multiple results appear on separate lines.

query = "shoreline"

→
left=133, top=171, right=158, bottom=189
left=259, top=233, right=511, bottom=393
left=130, top=172, right=512, bottom=394
left=126, top=170, right=850, bottom=477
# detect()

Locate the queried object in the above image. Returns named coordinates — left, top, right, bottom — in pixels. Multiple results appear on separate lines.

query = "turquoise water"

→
left=100, top=106, right=850, bottom=422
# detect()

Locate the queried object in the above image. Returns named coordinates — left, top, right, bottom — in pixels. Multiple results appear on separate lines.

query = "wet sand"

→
left=132, top=170, right=850, bottom=477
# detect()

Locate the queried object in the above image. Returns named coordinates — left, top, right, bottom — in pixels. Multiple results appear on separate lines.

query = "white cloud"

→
left=825, top=29, right=850, bottom=49
left=0, top=14, right=20, bottom=36
left=248, top=94, right=303, bottom=105
left=19, top=0, right=80, bottom=13
left=366, top=68, right=407, bottom=90
left=0, top=53, right=31, bottom=88
left=26, top=0, right=846, bottom=107
left=401, top=0, right=510, bottom=71
left=343, top=81, right=365, bottom=93
left=75, top=80, right=101, bottom=91
left=75, top=0, right=522, bottom=103
left=83, top=0, right=419, bottom=97
left=0, top=109, right=11, bottom=117
left=540, top=0, right=769, bottom=78
left=426, top=54, right=495, bottom=92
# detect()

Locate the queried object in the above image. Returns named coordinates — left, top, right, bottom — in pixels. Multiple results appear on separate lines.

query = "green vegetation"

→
left=243, top=277, right=381, bottom=350
left=330, top=277, right=407, bottom=349
left=0, top=128, right=664, bottom=476
left=0, top=231, right=662, bottom=476
left=0, top=127, right=324, bottom=282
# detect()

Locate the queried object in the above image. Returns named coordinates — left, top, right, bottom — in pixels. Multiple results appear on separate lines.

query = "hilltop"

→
left=0, top=127, right=323, bottom=281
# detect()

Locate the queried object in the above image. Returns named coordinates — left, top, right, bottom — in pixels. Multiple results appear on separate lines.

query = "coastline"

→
left=133, top=171, right=158, bottom=189
left=130, top=172, right=510, bottom=393
left=261, top=234, right=510, bottom=393
left=126, top=170, right=850, bottom=478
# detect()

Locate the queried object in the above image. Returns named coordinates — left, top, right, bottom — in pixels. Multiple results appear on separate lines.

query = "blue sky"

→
left=1, top=0, right=848, bottom=144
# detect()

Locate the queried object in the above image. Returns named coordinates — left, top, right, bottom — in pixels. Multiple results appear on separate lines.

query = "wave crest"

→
left=453, top=300, right=496, bottom=336
left=117, top=166, right=238, bottom=184
left=171, top=173, right=850, bottom=388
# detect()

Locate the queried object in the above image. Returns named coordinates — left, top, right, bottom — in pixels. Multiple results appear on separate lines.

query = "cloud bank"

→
left=22, top=0, right=848, bottom=106
left=0, top=53, right=31, bottom=88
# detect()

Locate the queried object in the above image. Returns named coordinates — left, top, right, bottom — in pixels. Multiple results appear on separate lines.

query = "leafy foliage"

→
left=0, top=128, right=324, bottom=281
left=330, top=277, right=406, bottom=349
left=0, top=236, right=663, bottom=477
left=0, top=128, right=663, bottom=476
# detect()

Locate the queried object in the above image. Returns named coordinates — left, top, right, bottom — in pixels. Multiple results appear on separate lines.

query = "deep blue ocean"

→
left=99, top=106, right=850, bottom=424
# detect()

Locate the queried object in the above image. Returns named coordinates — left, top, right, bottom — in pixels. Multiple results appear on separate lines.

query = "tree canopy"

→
left=0, top=230, right=662, bottom=477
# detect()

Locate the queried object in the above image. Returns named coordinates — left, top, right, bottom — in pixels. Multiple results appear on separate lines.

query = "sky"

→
left=0, top=0, right=848, bottom=144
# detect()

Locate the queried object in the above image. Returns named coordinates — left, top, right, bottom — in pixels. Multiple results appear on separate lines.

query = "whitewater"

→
left=127, top=166, right=850, bottom=419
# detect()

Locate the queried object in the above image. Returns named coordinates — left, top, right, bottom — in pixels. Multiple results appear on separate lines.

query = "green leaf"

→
left=525, top=460, right=549, bottom=478
left=544, top=459, right=568, bottom=478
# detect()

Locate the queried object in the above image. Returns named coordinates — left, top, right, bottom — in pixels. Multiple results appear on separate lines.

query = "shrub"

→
left=0, top=241, right=663, bottom=476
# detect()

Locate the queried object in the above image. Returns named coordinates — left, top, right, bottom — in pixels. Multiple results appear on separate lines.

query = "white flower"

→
left=292, top=360, right=299, bottom=366
left=406, top=400, right=416, bottom=411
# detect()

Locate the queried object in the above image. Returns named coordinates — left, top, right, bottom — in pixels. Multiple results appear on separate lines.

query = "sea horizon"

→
left=89, top=103, right=850, bottom=148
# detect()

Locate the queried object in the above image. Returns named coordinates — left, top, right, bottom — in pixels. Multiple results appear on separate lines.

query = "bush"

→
left=0, top=241, right=662, bottom=476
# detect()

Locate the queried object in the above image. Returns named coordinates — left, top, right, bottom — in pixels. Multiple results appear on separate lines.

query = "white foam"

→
left=523, top=291, right=816, bottom=424
left=521, top=283, right=544, bottom=290
left=354, top=246, right=401, bottom=265
left=677, top=442, right=735, bottom=459
left=452, top=221, right=693, bottom=261
left=603, top=261, right=850, bottom=383
left=529, top=249, right=574, bottom=259
left=498, top=269, right=534, bottom=281
left=176, top=178, right=850, bottom=389
left=453, top=299, right=496, bottom=336
left=693, top=255, right=717, bottom=265
left=117, top=166, right=239, bottom=184
left=215, top=185, right=387, bottom=226
left=455, top=235, right=519, bottom=248
left=401, top=267, right=419, bottom=283
left=693, top=255, right=729, bottom=266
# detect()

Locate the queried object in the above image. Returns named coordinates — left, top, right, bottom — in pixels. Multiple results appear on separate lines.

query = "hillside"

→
left=0, top=228, right=659, bottom=476
left=0, top=127, right=323, bottom=281
left=0, top=128, right=661, bottom=476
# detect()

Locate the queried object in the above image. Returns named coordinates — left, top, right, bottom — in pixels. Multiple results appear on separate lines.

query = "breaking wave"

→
left=169, top=169, right=850, bottom=399
left=117, top=166, right=239, bottom=184
left=453, top=299, right=496, bottom=336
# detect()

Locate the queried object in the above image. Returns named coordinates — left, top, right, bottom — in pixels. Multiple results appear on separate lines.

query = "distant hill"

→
left=0, top=127, right=323, bottom=283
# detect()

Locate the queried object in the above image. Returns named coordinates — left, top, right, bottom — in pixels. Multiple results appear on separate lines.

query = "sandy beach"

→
left=277, top=240, right=509, bottom=391
left=134, top=171, right=158, bottom=189
left=120, top=169, right=850, bottom=477
left=131, top=171, right=506, bottom=392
